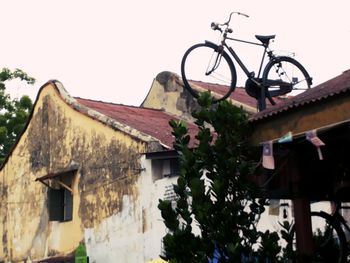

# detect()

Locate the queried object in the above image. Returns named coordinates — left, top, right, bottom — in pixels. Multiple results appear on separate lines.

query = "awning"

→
left=35, top=167, right=78, bottom=193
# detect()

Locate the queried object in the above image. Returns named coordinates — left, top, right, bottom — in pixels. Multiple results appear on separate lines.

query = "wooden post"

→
left=293, top=198, right=314, bottom=262
left=288, top=149, right=314, bottom=262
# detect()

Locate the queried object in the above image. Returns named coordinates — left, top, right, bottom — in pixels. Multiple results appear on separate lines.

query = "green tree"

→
left=158, top=93, right=282, bottom=262
left=0, top=68, right=35, bottom=163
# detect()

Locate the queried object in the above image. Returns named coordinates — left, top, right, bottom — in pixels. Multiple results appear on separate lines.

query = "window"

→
left=36, top=168, right=77, bottom=222
left=169, top=158, right=180, bottom=176
left=163, top=158, right=180, bottom=177
left=151, top=158, right=180, bottom=180
left=48, top=188, right=73, bottom=221
left=146, top=150, right=180, bottom=181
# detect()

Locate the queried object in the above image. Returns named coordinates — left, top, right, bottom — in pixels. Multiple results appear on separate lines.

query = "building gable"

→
left=0, top=81, right=157, bottom=261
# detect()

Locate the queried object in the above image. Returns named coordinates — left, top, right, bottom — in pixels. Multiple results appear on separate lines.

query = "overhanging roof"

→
left=249, top=69, right=350, bottom=144
left=250, top=69, right=350, bottom=122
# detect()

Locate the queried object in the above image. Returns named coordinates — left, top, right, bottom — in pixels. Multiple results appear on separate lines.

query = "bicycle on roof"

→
left=180, top=11, right=313, bottom=110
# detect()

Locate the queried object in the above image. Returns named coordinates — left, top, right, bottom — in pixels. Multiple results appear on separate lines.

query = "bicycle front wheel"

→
left=289, top=212, right=347, bottom=263
left=263, top=56, right=312, bottom=98
left=181, top=42, right=237, bottom=103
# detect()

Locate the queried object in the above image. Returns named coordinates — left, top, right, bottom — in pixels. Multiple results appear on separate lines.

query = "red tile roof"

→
left=76, top=98, right=199, bottom=149
left=67, top=69, right=350, bottom=150
left=250, top=69, right=350, bottom=121
left=75, top=76, right=296, bottom=149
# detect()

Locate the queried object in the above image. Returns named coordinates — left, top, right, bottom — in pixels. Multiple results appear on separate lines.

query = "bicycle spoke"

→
left=206, top=71, right=232, bottom=85
left=181, top=43, right=236, bottom=102
left=263, top=57, right=311, bottom=99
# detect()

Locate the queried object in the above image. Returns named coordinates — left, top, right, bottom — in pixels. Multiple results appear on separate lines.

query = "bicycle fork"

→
left=206, top=47, right=225, bottom=76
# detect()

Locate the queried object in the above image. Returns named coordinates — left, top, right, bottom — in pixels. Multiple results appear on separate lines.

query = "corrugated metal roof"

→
left=250, top=69, right=350, bottom=122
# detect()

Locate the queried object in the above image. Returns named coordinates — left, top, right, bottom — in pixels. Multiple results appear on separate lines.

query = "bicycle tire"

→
left=289, top=211, right=347, bottom=263
left=181, top=42, right=237, bottom=103
left=262, top=56, right=312, bottom=100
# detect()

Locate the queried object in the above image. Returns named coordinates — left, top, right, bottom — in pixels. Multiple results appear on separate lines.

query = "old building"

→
left=2, top=69, right=349, bottom=262
left=0, top=71, right=257, bottom=263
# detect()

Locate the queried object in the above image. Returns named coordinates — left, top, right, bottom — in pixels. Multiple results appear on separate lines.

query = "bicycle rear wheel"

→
left=263, top=56, right=312, bottom=98
left=181, top=42, right=237, bottom=103
left=289, top=212, right=347, bottom=263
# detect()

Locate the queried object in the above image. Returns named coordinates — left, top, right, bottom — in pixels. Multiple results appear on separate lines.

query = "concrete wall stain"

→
left=28, top=97, right=50, bottom=170
left=142, top=71, right=200, bottom=122
left=25, top=92, right=143, bottom=228
left=0, top=84, right=148, bottom=262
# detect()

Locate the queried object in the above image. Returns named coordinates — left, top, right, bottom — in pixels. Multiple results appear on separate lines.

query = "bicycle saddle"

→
left=255, top=35, right=275, bottom=46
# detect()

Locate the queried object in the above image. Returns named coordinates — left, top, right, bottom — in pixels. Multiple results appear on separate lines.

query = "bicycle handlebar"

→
left=211, top=11, right=249, bottom=33
left=225, top=11, right=249, bottom=25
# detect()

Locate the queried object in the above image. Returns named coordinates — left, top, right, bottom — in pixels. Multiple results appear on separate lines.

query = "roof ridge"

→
left=51, top=82, right=166, bottom=151
left=74, top=96, right=166, bottom=112
left=189, top=79, right=242, bottom=89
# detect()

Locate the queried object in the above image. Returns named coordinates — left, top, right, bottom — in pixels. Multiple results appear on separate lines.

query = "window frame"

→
left=36, top=168, right=77, bottom=222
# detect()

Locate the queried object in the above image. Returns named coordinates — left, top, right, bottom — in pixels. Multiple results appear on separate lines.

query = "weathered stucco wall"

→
left=84, top=155, right=179, bottom=263
left=141, top=71, right=200, bottom=122
left=0, top=83, right=149, bottom=262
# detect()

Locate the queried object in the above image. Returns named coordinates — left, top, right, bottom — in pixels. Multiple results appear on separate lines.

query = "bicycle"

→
left=180, top=12, right=313, bottom=110
left=279, top=200, right=350, bottom=263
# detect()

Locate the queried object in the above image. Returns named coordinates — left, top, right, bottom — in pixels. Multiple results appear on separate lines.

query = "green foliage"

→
left=256, top=230, right=281, bottom=263
left=0, top=68, right=35, bottom=163
left=279, top=221, right=296, bottom=261
left=158, top=92, right=283, bottom=262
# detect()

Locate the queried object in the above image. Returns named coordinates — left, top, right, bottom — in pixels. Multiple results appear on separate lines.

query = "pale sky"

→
left=1, top=1, right=349, bottom=106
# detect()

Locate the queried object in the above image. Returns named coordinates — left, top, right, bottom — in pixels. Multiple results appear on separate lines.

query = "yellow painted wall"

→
left=142, top=79, right=184, bottom=116
left=0, top=83, right=147, bottom=262
left=142, top=72, right=256, bottom=123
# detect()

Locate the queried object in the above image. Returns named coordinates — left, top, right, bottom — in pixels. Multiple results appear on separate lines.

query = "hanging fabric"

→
left=262, top=140, right=275, bottom=169
left=306, top=129, right=325, bottom=160
left=278, top=131, right=293, bottom=143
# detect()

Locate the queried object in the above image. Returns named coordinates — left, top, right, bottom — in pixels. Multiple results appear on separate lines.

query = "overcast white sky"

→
left=1, top=1, right=349, bottom=106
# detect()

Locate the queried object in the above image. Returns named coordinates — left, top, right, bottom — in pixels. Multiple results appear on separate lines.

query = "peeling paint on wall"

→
left=0, top=83, right=150, bottom=262
left=141, top=71, right=200, bottom=121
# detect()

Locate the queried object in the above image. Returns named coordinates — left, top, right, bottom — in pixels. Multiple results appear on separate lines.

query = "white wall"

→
left=83, top=155, right=335, bottom=262
left=83, top=156, right=179, bottom=263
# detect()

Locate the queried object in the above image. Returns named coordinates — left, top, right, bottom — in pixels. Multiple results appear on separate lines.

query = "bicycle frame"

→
left=221, top=36, right=273, bottom=80
left=181, top=12, right=312, bottom=110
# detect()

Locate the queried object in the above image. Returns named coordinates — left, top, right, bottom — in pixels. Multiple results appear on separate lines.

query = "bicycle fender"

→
left=204, top=40, right=221, bottom=50
left=269, top=55, right=290, bottom=63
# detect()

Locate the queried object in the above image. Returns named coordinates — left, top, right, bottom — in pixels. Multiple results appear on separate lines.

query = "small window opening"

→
left=36, top=168, right=77, bottom=222
left=163, top=158, right=180, bottom=177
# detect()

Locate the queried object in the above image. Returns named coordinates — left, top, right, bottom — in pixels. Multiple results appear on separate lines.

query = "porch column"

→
left=292, top=198, right=314, bottom=262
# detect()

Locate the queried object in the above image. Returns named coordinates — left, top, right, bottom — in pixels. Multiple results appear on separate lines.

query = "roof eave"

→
left=249, top=90, right=350, bottom=144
